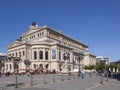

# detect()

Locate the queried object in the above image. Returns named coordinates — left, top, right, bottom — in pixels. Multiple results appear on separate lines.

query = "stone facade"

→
left=5, top=23, right=96, bottom=73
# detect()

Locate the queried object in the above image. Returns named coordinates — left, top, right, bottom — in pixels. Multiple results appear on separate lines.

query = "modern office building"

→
left=96, top=56, right=110, bottom=65
left=5, top=22, right=96, bottom=73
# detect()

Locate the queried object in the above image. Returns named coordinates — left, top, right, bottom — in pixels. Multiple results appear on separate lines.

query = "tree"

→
left=95, top=62, right=104, bottom=72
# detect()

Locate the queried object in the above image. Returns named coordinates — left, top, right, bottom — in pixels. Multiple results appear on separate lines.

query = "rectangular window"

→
left=16, top=52, right=18, bottom=57
left=59, top=51, right=61, bottom=60
left=45, top=51, right=48, bottom=60
left=23, top=51, right=25, bottom=56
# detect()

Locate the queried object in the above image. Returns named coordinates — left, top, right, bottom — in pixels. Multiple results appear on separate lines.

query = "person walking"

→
left=81, top=69, right=85, bottom=79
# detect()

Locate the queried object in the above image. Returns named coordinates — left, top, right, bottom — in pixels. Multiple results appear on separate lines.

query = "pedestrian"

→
left=27, top=72, right=30, bottom=77
left=81, top=69, right=85, bottom=79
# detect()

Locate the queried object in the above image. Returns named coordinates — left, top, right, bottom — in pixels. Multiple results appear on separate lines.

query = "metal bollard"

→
left=100, top=73, right=103, bottom=84
left=111, top=72, right=113, bottom=79
left=68, top=74, right=70, bottom=80
left=53, top=74, right=56, bottom=82
left=44, top=73, right=46, bottom=84
left=106, top=73, right=109, bottom=81
left=61, top=73, right=64, bottom=81
left=31, top=74, right=33, bottom=86
left=73, top=74, right=76, bottom=79
left=15, top=75, right=18, bottom=88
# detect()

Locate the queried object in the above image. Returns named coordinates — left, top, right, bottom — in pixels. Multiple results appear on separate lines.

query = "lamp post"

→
left=78, top=53, right=84, bottom=78
left=100, top=60, right=106, bottom=84
left=63, top=51, right=71, bottom=80
left=63, top=52, right=69, bottom=73
left=24, top=60, right=31, bottom=73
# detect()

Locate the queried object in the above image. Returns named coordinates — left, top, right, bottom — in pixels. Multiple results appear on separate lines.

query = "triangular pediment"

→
left=21, top=26, right=42, bottom=37
left=8, top=41, right=22, bottom=49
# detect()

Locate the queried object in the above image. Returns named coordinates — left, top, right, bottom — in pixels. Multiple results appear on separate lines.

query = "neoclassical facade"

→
left=5, top=22, right=96, bottom=73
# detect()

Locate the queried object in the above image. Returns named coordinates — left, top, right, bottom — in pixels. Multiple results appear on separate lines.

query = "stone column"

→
left=49, top=49, right=51, bottom=71
left=25, top=47, right=27, bottom=60
left=37, top=48, right=39, bottom=61
left=61, top=50, right=63, bottom=61
left=43, top=48, right=45, bottom=61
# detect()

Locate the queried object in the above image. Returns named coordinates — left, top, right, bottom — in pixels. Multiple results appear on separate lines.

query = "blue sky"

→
left=0, top=0, right=120, bottom=61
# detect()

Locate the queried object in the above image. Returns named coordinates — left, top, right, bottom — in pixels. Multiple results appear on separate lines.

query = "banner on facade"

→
left=52, top=50, right=56, bottom=59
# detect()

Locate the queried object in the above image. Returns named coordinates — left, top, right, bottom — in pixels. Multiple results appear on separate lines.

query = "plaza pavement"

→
left=0, top=73, right=120, bottom=90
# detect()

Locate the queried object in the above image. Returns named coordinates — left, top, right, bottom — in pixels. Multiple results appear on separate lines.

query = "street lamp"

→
left=63, top=52, right=69, bottom=72
left=100, top=60, right=106, bottom=84
left=24, top=59, right=31, bottom=73
left=78, top=53, right=84, bottom=78
left=63, top=51, right=71, bottom=80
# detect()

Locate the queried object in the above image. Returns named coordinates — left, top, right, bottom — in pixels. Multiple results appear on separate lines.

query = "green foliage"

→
left=84, top=66, right=89, bottom=70
left=84, top=65, right=94, bottom=70
left=95, top=62, right=105, bottom=72
left=108, top=64, right=117, bottom=71
left=117, top=64, right=120, bottom=70
left=95, top=64, right=103, bottom=71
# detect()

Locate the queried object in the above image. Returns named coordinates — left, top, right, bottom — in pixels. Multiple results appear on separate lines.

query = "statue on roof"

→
left=29, top=22, right=38, bottom=29
left=32, top=22, right=36, bottom=26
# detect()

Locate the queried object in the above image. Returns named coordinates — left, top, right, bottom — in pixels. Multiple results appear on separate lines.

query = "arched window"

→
left=34, top=51, right=37, bottom=59
left=16, top=52, right=18, bottom=57
left=39, top=51, right=43, bottom=59
left=12, top=53, right=14, bottom=56
left=19, top=51, right=21, bottom=57
left=45, top=51, right=48, bottom=60
left=23, top=51, right=25, bottom=56
left=39, top=64, right=43, bottom=69
left=34, top=64, right=36, bottom=69
left=42, top=32, right=44, bottom=35
left=10, top=64, right=12, bottom=70
left=6, top=64, right=8, bottom=70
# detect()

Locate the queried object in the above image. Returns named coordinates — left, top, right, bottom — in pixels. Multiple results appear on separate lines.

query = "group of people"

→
left=5, top=71, right=10, bottom=77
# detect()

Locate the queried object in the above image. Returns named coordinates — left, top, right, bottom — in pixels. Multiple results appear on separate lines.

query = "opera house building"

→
left=4, top=22, right=96, bottom=74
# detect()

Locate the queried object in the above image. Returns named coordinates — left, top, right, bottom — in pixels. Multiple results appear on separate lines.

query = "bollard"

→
left=73, top=74, right=76, bottom=79
left=68, top=74, right=70, bottom=80
left=115, top=72, right=117, bottom=79
left=61, top=73, right=64, bottom=81
left=53, top=74, right=56, bottom=82
left=111, top=72, right=113, bottom=79
left=77, top=73, right=80, bottom=80
left=15, top=75, right=18, bottom=88
left=106, top=73, right=108, bottom=81
left=89, top=72, right=92, bottom=77
left=31, top=74, right=33, bottom=86
left=44, top=73, right=45, bottom=84
left=100, top=73, right=103, bottom=84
